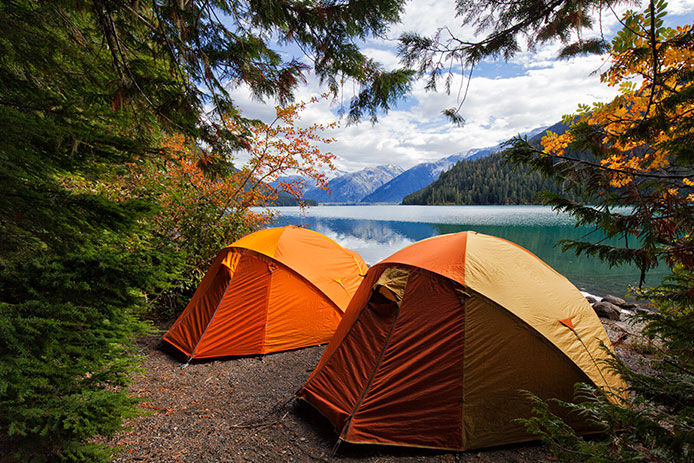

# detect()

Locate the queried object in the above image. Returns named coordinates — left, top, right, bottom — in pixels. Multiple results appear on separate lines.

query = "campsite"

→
left=2, top=0, right=691, bottom=462
left=104, top=294, right=644, bottom=462
left=102, top=227, right=647, bottom=461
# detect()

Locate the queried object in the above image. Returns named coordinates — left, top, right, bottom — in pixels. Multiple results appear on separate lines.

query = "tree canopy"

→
left=507, top=4, right=693, bottom=282
left=505, top=2, right=693, bottom=460
left=398, top=0, right=633, bottom=122
left=0, top=0, right=413, bottom=460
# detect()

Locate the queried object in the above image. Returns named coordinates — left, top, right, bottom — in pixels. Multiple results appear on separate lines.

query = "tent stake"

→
left=329, top=438, right=342, bottom=458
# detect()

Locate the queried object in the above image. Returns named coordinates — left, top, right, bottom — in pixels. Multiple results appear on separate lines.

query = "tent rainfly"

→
left=297, top=231, right=625, bottom=451
left=163, top=226, right=367, bottom=360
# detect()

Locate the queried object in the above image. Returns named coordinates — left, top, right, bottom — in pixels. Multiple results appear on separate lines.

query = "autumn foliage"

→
left=511, top=11, right=694, bottom=277
left=541, top=22, right=692, bottom=189
left=232, top=96, right=338, bottom=205
left=508, top=5, right=694, bottom=461
left=110, top=99, right=337, bottom=314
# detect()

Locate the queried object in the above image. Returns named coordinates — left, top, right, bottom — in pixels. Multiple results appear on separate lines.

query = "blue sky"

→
left=228, top=0, right=694, bottom=173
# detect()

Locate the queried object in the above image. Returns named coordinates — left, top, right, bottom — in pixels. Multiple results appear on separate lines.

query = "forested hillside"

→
left=272, top=191, right=318, bottom=206
left=402, top=150, right=576, bottom=205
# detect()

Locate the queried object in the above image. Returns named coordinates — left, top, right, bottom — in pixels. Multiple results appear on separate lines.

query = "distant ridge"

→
left=303, top=164, right=403, bottom=203
left=360, top=153, right=467, bottom=203
left=272, top=124, right=557, bottom=205
left=362, top=139, right=515, bottom=203
left=402, top=121, right=581, bottom=205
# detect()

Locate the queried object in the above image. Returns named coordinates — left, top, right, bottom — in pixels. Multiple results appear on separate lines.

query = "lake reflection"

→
left=267, top=205, right=667, bottom=297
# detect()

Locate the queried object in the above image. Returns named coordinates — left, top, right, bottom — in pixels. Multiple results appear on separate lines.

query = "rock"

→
left=585, top=295, right=597, bottom=304
left=593, top=301, right=622, bottom=320
left=602, top=320, right=633, bottom=343
left=635, top=304, right=655, bottom=314
left=602, top=295, right=626, bottom=306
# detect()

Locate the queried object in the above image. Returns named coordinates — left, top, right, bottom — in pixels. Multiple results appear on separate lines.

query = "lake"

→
left=266, top=205, right=668, bottom=297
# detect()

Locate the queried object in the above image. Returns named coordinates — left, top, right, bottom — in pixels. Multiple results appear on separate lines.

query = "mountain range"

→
left=359, top=153, right=467, bottom=203
left=272, top=124, right=559, bottom=205
left=360, top=143, right=511, bottom=203
left=274, top=145, right=505, bottom=205
left=302, top=164, right=404, bottom=203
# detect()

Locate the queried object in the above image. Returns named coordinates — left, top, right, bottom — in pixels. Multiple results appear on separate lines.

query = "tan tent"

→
left=297, top=231, right=624, bottom=451
left=163, top=226, right=367, bottom=359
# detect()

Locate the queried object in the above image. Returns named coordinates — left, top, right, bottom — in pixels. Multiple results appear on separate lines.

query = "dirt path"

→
left=107, top=330, right=556, bottom=463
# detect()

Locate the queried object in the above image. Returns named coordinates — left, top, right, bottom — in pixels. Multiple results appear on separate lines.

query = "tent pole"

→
left=340, top=297, right=401, bottom=442
left=186, top=269, right=235, bottom=362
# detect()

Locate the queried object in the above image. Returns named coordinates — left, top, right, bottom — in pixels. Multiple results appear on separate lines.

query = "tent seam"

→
left=296, top=264, right=394, bottom=394
left=230, top=247, right=344, bottom=315
left=339, top=293, right=402, bottom=441
left=460, top=233, right=468, bottom=447
left=260, top=262, right=273, bottom=354
left=187, top=272, right=234, bottom=361
left=166, top=254, right=227, bottom=337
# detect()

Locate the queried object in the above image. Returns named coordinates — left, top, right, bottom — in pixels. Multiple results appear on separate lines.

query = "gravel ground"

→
left=105, top=317, right=645, bottom=463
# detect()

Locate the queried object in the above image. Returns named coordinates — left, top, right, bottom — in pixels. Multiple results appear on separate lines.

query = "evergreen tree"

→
left=505, top=3, right=693, bottom=460
left=402, top=138, right=587, bottom=205
left=1, top=3, right=176, bottom=459
left=505, top=8, right=693, bottom=283
left=0, top=1, right=412, bottom=460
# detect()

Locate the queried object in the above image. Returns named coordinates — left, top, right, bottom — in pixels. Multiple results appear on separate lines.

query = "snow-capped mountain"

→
left=303, top=164, right=404, bottom=203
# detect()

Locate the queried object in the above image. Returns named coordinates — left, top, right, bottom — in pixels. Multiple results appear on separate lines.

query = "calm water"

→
left=266, top=205, right=668, bottom=297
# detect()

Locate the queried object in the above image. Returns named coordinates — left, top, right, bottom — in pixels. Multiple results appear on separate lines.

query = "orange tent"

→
left=297, top=231, right=624, bottom=451
left=163, top=226, right=367, bottom=360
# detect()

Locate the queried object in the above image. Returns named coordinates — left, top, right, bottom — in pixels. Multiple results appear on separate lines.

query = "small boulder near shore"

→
left=602, top=295, right=627, bottom=306
left=593, top=301, right=622, bottom=320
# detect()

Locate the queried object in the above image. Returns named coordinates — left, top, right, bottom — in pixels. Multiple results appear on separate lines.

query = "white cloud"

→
left=389, top=0, right=464, bottom=37
left=664, top=0, right=694, bottom=15
left=226, top=0, right=693, bottom=172
left=230, top=59, right=614, bottom=172
left=361, top=47, right=401, bottom=71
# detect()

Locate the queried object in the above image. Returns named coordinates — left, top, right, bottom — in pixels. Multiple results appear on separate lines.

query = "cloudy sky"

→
left=229, top=0, right=694, bottom=173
